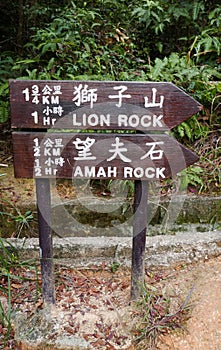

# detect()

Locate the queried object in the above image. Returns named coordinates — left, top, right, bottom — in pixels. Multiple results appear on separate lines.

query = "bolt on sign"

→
left=9, top=80, right=202, bottom=302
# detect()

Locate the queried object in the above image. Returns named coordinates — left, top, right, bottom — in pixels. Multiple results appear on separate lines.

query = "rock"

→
left=14, top=307, right=91, bottom=350
left=0, top=296, right=8, bottom=314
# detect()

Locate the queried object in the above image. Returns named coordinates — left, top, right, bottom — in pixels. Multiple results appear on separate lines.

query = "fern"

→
left=176, top=122, right=192, bottom=140
left=179, top=167, right=204, bottom=191
left=192, top=1, right=205, bottom=21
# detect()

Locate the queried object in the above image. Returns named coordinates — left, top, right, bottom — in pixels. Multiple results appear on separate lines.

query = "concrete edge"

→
left=5, top=230, right=221, bottom=268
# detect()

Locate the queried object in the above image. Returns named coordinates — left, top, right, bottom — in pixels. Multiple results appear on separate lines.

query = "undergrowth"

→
left=133, top=281, right=194, bottom=349
left=0, top=238, right=39, bottom=348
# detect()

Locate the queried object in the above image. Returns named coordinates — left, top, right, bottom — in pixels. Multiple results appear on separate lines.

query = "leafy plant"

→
left=0, top=237, right=40, bottom=346
left=107, top=179, right=134, bottom=200
left=134, top=282, right=193, bottom=348
left=13, top=1, right=135, bottom=80
left=110, top=261, right=120, bottom=273
left=173, top=116, right=209, bottom=143
left=178, top=167, right=204, bottom=192
left=132, top=0, right=168, bottom=35
left=0, top=82, right=9, bottom=124
left=0, top=201, right=36, bottom=238
left=131, top=1, right=220, bottom=58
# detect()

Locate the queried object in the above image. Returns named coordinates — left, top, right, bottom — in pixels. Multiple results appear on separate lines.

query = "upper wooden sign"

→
left=9, top=80, right=202, bottom=131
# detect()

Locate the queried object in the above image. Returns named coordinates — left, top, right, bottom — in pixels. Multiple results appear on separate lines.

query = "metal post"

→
left=35, top=178, right=55, bottom=305
left=131, top=180, right=149, bottom=300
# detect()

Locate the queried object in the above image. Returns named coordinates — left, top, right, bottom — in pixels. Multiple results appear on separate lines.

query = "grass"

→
left=0, top=237, right=40, bottom=348
left=133, top=281, right=194, bottom=349
left=0, top=200, right=36, bottom=238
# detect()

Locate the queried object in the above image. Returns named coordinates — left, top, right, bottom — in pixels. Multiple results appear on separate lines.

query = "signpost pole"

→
left=131, top=180, right=149, bottom=300
left=35, top=178, right=55, bottom=305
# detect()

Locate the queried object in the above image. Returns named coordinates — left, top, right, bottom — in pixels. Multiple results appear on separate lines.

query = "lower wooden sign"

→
left=12, top=132, right=198, bottom=180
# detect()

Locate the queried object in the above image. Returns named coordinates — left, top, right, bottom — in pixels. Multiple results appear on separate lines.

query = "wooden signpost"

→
left=9, top=80, right=202, bottom=302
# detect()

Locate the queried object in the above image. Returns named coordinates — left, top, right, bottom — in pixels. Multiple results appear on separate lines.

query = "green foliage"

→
left=0, top=0, right=220, bottom=194
left=2, top=1, right=220, bottom=84
left=174, top=116, right=209, bottom=143
left=132, top=1, right=220, bottom=59
left=0, top=202, right=36, bottom=238
left=178, top=129, right=221, bottom=194
left=107, top=179, right=134, bottom=199
left=132, top=0, right=168, bottom=35
left=0, top=238, right=20, bottom=278
left=0, top=83, right=9, bottom=124
left=0, top=53, right=11, bottom=123
left=145, top=52, right=221, bottom=84
left=14, top=1, right=135, bottom=79
left=179, top=167, right=204, bottom=192
left=190, top=6, right=221, bottom=65
left=110, top=261, right=120, bottom=273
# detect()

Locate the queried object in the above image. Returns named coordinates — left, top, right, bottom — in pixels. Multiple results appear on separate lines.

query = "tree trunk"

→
left=17, top=0, right=23, bottom=54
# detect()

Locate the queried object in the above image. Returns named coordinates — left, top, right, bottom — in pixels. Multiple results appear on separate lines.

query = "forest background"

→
left=0, top=0, right=220, bottom=194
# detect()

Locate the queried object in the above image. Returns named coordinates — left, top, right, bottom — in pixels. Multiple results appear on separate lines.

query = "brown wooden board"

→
left=12, top=132, right=198, bottom=180
left=9, top=80, right=202, bottom=131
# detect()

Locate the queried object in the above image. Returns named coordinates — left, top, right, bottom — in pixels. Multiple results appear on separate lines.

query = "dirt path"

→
left=158, top=256, right=221, bottom=350
left=7, top=256, right=221, bottom=350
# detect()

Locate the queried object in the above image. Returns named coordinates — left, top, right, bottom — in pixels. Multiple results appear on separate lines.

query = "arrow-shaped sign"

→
left=12, top=132, right=198, bottom=179
left=9, top=80, right=202, bottom=130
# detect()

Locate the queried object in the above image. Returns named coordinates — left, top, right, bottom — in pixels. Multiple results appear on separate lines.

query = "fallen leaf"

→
left=64, top=326, right=75, bottom=334
left=35, top=300, right=43, bottom=309
left=11, top=283, right=21, bottom=289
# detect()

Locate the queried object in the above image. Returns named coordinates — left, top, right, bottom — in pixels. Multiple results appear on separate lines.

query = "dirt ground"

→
left=1, top=164, right=221, bottom=349
left=157, top=256, right=221, bottom=350
left=0, top=255, right=220, bottom=350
